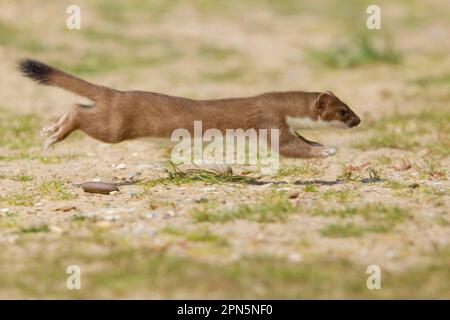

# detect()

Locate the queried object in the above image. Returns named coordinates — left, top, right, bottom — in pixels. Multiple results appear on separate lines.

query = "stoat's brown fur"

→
left=18, top=58, right=360, bottom=158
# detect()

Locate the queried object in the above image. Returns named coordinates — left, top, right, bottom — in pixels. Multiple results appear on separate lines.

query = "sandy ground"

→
left=0, top=0, right=449, bottom=298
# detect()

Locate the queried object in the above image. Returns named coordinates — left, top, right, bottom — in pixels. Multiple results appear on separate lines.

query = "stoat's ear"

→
left=316, top=91, right=334, bottom=114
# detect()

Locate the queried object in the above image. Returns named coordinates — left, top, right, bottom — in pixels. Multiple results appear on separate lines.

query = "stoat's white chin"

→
left=285, top=116, right=346, bottom=131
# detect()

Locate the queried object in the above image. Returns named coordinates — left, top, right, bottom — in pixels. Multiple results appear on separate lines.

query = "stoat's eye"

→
left=339, top=110, right=347, bottom=117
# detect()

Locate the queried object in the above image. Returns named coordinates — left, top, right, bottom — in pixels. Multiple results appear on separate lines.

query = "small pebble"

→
left=127, top=172, right=141, bottom=180
left=81, top=181, right=119, bottom=195
left=289, top=192, right=300, bottom=199
left=116, top=163, right=127, bottom=170
left=145, top=212, right=157, bottom=219
left=103, top=214, right=120, bottom=221
left=164, top=211, right=175, bottom=219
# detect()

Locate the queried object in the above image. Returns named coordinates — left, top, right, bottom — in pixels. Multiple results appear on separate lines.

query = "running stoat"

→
left=18, top=58, right=360, bottom=158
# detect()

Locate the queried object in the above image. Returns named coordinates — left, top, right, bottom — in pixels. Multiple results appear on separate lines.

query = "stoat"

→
left=18, top=58, right=360, bottom=158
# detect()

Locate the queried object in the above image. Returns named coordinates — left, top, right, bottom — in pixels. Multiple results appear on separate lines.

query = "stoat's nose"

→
left=351, top=117, right=361, bottom=127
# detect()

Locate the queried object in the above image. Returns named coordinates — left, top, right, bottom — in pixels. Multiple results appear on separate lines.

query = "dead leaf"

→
left=54, top=205, right=76, bottom=212
left=393, top=158, right=412, bottom=171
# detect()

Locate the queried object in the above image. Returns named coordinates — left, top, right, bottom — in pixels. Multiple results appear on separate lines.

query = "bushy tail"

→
left=18, top=58, right=113, bottom=101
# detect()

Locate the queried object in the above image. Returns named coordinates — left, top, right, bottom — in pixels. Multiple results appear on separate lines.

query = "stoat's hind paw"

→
left=320, top=147, right=337, bottom=157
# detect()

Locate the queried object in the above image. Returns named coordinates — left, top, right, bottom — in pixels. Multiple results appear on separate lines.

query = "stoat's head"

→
left=314, top=91, right=360, bottom=128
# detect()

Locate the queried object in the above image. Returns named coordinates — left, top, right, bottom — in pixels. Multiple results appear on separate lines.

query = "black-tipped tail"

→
left=18, top=58, right=54, bottom=85
left=18, top=57, right=112, bottom=101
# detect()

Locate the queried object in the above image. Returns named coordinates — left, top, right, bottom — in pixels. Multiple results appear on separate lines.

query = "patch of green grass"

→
left=146, top=198, right=175, bottom=210
left=185, top=229, right=228, bottom=245
left=307, top=33, right=401, bottom=68
left=53, top=40, right=182, bottom=75
left=384, top=180, right=410, bottom=190
left=262, top=0, right=305, bottom=15
left=0, top=152, right=82, bottom=163
left=413, top=73, right=450, bottom=87
left=2, top=237, right=448, bottom=298
left=161, top=225, right=184, bottom=236
left=192, top=192, right=295, bottom=223
left=142, top=161, right=255, bottom=187
left=435, top=214, right=449, bottom=226
left=71, top=214, right=88, bottom=222
left=0, top=22, right=17, bottom=46
left=0, top=217, right=19, bottom=229
left=95, top=0, right=128, bottom=22
left=200, top=67, right=247, bottom=82
left=0, top=191, right=35, bottom=206
left=304, top=184, right=318, bottom=192
left=321, top=188, right=352, bottom=202
left=417, top=159, right=447, bottom=180
left=80, top=27, right=178, bottom=51
left=338, top=165, right=360, bottom=182
left=355, top=132, right=419, bottom=150
left=367, top=167, right=382, bottom=181
left=39, top=179, right=75, bottom=200
left=0, top=22, right=46, bottom=53
left=163, top=226, right=229, bottom=247
left=354, top=110, right=450, bottom=154
left=197, top=44, right=240, bottom=61
left=95, top=0, right=179, bottom=22
left=312, top=203, right=411, bottom=235
left=320, top=223, right=364, bottom=237
left=278, top=163, right=321, bottom=177
left=420, top=186, right=448, bottom=197
left=338, top=164, right=382, bottom=183
left=10, top=175, right=34, bottom=182
left=20, top=225, right=50, bottom=233
left=376, top=156, right=393, bottom=165
left=80, top=28, right=137, bottom=44
left=38, top=153, right=82, bottom=164
left=0, top=108, right=41, bottom=150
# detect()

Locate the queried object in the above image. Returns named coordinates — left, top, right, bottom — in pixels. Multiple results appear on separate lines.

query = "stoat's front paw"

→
left=320, top=147, right=337, bottom=157
left=40, top=123, right=59, bottom=137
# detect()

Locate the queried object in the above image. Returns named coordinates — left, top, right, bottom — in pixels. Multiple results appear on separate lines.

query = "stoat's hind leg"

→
left=41, top=104, right=90, bottom=148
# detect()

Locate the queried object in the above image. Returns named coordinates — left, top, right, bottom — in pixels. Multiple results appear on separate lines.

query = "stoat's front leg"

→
left=279, top=133, right=336, bottom=158
left=294, top=132, right=323, bottom=147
